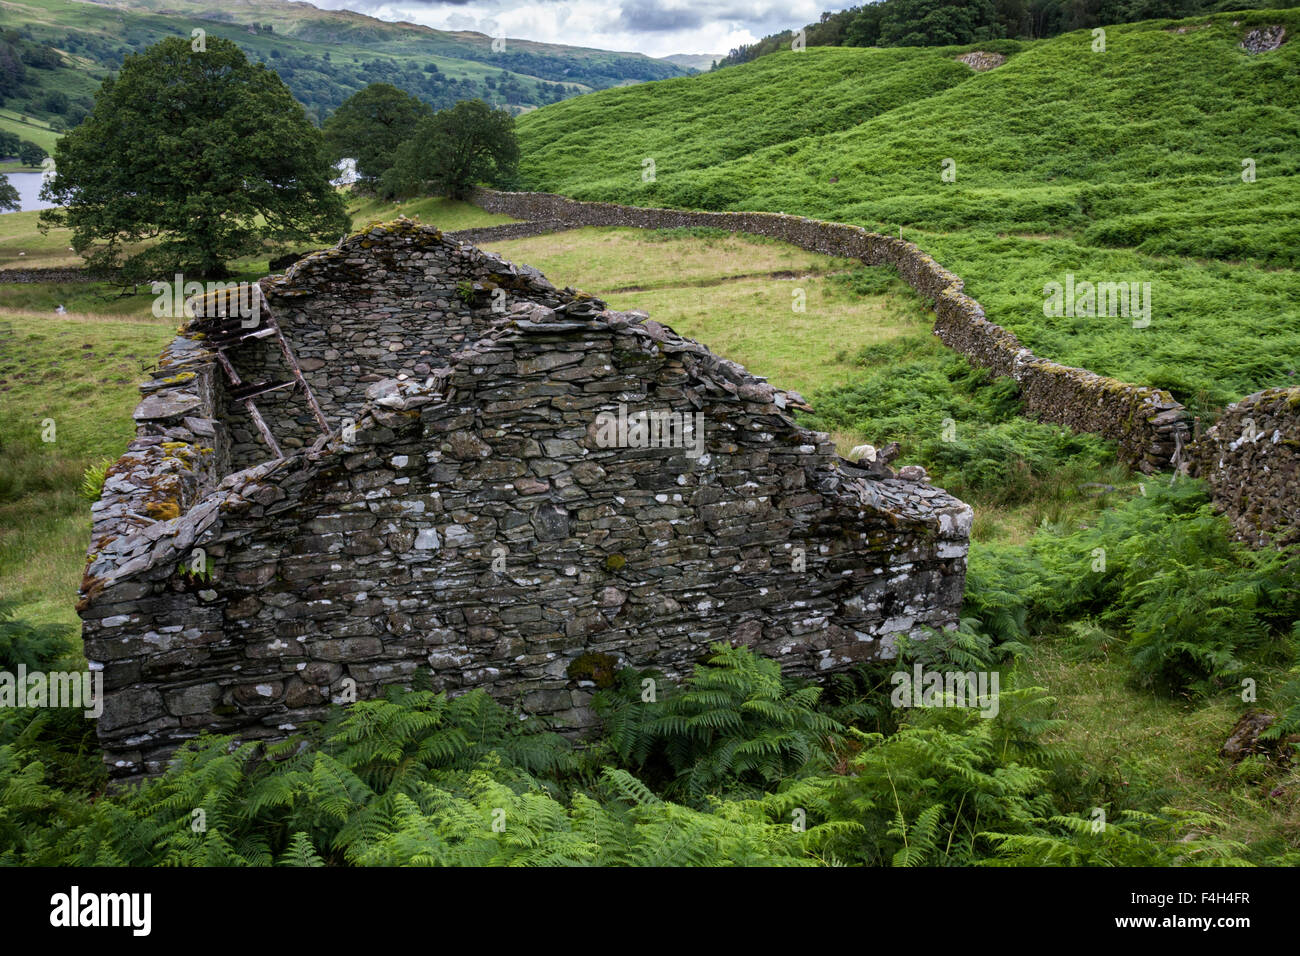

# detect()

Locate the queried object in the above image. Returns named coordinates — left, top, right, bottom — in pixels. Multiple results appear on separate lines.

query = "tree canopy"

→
left=39, top=36, right=349, bottom=282
left=382, top=98, right=519, bottom=200
left=17, top=141, right=45, bottom=168
left=714, top=0, right=1227, bottom=65
left=322, top=82, right=432, bottom=186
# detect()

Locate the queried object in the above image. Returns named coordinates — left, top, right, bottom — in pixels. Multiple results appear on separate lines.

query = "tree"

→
left=38, top=90, right=68, bottom=114
left=321, top=82, right=431, bottom=185
left=39, top=37, right=348, bottom=282
left=0, top=131, right=20, bottom=157
left=20, top=42, right=60, bottom=70
left=382, top=99, right=518, bottom=200
left=17, top=140, right=45, bottom=167
left=878, top=0, right=1004, bottom=45
left=0, top=175, right=18, bottom=212
left=0, top=39, right=24, bottom=98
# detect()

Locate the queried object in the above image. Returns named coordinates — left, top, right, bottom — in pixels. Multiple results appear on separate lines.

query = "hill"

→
left=658, top=53, right=721, bottom=71
left=515, top=10, right=1300, bottom=412
left=0, top=0, right=689, bottom=127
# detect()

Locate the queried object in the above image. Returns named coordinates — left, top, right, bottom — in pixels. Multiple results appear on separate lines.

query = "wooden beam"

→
left=214, top=350, right=284, bottom=459
left=256, top=282, right=332, bottom=436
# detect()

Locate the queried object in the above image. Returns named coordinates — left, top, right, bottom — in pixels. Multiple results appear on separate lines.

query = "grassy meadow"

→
left=0, top=313, right=174, bottom=627
left=482, top=226, right=922, bottom=397
left=515, top=10, right=1300, bottom=413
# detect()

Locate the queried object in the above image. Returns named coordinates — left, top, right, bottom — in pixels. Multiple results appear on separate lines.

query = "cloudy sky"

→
left=309, top=0, right=857, bottom=58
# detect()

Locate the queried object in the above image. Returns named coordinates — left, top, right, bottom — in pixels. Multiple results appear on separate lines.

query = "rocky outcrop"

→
left=1241, top=25, right=1286, bottom=54
left=956, top=51, right=1006, bottom=71
left=79, top=220, right=972, bottom=778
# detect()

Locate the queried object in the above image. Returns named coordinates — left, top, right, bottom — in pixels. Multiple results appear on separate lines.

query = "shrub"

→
left=594, top=643, right=845, bottom=803
left=966, top=480, right=1300, bottom=696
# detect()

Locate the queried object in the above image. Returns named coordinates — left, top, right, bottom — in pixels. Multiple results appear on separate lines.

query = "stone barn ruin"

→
left=79, top=218, right=972, bottom=778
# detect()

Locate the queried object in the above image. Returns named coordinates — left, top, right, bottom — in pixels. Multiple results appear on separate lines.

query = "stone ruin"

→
left=79, top=218, right=972, bottom=778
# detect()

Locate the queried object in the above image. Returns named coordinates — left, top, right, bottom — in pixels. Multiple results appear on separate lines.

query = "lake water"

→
left=3, top=159, right=356, bottom=213
left=6, top=171, right=58, bottom=212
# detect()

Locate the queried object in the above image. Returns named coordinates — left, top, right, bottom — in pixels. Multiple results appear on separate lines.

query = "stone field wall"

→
left=469, top=188, right=1192, bottom=474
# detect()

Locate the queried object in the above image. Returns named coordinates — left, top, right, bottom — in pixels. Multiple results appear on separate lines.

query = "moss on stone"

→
left=566, top=651, right=620, bottom=688
left=145, top=500, right=181, bottom=521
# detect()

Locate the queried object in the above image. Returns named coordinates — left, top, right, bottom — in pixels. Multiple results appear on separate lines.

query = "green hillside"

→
left=0, top=0, right=688, bottom=128
left=516, top=11, right=1300, bottom=412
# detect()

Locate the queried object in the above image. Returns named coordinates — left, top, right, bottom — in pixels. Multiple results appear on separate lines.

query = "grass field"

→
left=515, top=10, right=1300, bottom=414
left=483, top=226, right=924, bottom=398
left=1023, top=637, right=1299, bottom=852
left=0, top=312, right=174, bottom=627
left=0, top=108, right=60, bottom=156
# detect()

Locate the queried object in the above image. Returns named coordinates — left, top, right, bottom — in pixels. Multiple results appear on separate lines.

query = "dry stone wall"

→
left=80, top=220, right=972, bottom=778
left=469, top=188, right=1192, bottom=474
left=447, top=220, right=572, bottom=244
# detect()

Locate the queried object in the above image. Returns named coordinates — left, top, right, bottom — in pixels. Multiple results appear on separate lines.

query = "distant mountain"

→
left=658, top=53, right=723, bottom=72
left=0, top=0, right=689, bottom=128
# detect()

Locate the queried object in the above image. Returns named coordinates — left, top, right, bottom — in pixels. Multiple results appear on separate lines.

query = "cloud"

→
left=307, top=0, right=858, bottom=56
left=618, top=2, right=711, bottom=32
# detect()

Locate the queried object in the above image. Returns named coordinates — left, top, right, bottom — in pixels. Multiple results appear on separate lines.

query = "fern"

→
left=80, top=458, right=113, bottom=502
left=278, top=831, right=325, bottom=867
left=0, top=601, right=75, bottom=672
left=595, top=644, right=844, bottom=804
left=967, top=480, right=1300, bottom=697
left=983, top=808, right=1253, bottom=866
